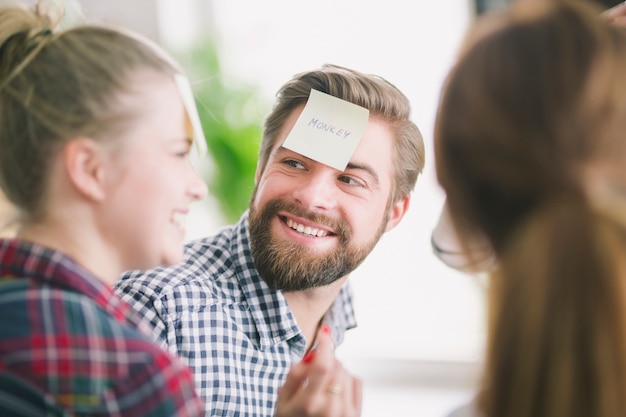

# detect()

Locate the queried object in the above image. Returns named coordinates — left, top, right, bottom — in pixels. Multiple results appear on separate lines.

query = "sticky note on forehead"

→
left=281, top=89, right=369, bottom=171
left=174, top=73, right=207, bottom=157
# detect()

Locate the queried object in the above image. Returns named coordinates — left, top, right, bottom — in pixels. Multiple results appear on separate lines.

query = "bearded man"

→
left=115, top=64, right=425, bottom=417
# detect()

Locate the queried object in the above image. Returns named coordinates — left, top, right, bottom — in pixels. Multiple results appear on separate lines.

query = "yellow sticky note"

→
left=173, top=73, right=207, bottom=158
left=282, top=89, right=369, bottom=171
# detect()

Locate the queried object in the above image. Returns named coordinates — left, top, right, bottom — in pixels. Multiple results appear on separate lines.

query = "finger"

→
left=351, top=375, right=363, bottom=416
left=320, top=363, right=361, bottom=417
left=301, top=325, right=335, bottom=393
left=324, top=359, right=347, bottom=393
left=277, top=327, right=335, bottom=410
left=610, top=15, right=626, bottom=28
left=314, top=324, right=334, bottom=356
left=277, top=361, right=309, bottom=401
left=602, top=2, right=626, bottom=19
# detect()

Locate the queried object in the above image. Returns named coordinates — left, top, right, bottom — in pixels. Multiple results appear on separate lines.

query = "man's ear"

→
left=63, top=138, right=106, bottom=202
left=384, top=194, right=411, bottom=232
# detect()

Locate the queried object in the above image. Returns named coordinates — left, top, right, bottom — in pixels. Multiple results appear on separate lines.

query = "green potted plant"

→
left=177, top=40, right=267, bottom=223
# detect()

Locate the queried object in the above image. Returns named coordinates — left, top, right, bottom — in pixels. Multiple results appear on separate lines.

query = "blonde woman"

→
left=0, top=2, right=360, bottom=416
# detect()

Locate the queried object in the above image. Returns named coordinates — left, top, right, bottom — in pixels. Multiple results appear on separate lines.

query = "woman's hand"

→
left=274, top=325, right=362, bottom=417
left=602, top=2, right=626, bottom=28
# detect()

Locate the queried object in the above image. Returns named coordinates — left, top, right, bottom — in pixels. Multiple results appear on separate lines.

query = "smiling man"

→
left=115, top=64, right=425, bottom=417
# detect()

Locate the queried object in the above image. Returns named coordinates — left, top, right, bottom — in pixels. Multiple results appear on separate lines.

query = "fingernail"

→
left=302, top=350, right=316, bottom=364
left=321, top=325, right=331, bottom=335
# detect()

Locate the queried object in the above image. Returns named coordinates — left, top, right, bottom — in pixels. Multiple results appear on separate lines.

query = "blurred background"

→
left=3, top=0, right=624, bottom=415
left=0, top=0, right=527, bottom=415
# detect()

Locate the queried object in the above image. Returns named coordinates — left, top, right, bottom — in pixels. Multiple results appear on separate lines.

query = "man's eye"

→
left=284, top=159, right=305, bottom=169
left=339, top=176, right=365, bottom=187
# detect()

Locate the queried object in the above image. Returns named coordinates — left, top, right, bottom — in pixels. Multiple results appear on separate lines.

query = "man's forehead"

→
left=281, top=89, right=369, bottom=171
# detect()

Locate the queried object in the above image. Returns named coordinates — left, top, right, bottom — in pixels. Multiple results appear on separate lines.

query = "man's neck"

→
left=282, top=275, right=349, bottom=352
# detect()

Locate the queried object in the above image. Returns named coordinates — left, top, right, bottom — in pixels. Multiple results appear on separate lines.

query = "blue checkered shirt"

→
left=114, top=211, right=357, bottom=417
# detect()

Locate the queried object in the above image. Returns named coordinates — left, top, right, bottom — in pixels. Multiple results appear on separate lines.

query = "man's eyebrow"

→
left=275, top=146, right=311, bottom=160
left=277, top=146, right=381, bottom=185
left=346, top=162, right=380, bottom=185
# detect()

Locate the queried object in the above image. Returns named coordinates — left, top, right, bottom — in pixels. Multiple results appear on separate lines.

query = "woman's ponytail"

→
left=482, top=194, right=626, bottom=417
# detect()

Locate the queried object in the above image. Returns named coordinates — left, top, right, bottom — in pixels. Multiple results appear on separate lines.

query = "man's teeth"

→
left=171, top=212, right=186, bottom=229
left=286, top=218, right=327, bottom=237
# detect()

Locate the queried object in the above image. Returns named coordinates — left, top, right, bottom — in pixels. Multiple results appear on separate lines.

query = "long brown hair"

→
left=435, top=1, right=626, bottom=416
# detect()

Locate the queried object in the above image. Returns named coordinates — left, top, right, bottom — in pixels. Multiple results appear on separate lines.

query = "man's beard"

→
left=248, top=197, right=388, bottom=292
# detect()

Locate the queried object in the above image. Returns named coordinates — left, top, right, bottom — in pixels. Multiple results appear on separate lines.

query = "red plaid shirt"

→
left=0, top=238, right=204, bottom=416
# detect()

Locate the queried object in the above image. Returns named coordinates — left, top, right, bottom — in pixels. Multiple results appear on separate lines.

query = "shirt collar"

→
left=229, top=212, right=303, bottom=350
left=0, top=238, right=144, bottom=330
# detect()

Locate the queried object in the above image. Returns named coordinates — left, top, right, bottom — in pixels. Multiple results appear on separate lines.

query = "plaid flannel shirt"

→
left=115, top=211, right=357, bottom=417
left=0, top=239, right=204, bottom=417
